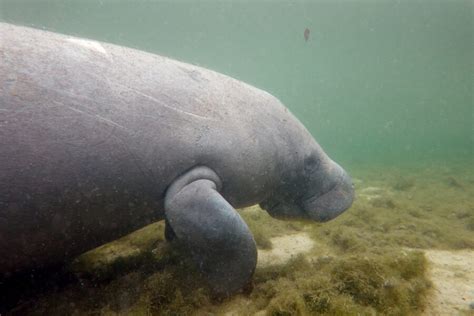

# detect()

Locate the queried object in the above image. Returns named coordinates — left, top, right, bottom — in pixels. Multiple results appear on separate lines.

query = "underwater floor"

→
left=3, top=162, right=474, bottom=315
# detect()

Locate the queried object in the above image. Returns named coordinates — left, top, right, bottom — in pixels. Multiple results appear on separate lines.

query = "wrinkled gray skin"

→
left=0, top=23, right=354, bottom=296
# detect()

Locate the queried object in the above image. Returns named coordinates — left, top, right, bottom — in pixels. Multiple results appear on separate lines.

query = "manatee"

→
left=0, top=23, right=354, bottom=296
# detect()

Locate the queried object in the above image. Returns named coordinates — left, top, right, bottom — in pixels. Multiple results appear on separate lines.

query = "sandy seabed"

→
left=423, top=249, right=474, bottom=316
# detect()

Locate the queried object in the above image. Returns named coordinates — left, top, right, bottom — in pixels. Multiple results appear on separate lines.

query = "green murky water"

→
left=2, top=0, right=472, bottom=166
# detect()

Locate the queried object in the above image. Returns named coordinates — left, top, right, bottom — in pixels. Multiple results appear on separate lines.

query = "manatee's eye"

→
left=303, top=154, right=320, bottom=172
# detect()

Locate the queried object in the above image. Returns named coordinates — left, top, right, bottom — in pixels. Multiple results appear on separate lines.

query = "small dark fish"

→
left=304, top=28, right=310, bottom=42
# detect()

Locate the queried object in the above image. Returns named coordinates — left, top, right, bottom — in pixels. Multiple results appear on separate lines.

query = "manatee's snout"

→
left=302, top=163, right=354, bottom=222
left=260, top=162, right=354, bottom=222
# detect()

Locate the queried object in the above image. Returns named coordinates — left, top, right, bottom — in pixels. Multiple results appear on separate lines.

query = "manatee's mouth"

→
left=260, top=198, right=309, bottom=220
left=302, top=166, right=354, bottom=222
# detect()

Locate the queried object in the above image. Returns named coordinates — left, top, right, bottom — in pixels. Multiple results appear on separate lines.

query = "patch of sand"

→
left=360, top=186, right=386, bottom=194
left=257, top=233, right=315, bottom=268
left=357, top=185, right=392, bottom=201
left=423, top=249, right=474, bottom=315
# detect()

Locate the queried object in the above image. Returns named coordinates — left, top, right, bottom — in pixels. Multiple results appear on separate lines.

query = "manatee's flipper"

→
left=164, top=166, right=257, bottom=296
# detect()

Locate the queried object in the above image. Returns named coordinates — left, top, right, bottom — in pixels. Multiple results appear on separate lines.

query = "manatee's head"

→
left=260, top=145, right=354, bottom=222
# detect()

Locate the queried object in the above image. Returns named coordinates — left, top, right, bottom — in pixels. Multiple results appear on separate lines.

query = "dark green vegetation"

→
left=256, top=251, right=430, bottom=316
left=10, top=163, right=473, bottom=315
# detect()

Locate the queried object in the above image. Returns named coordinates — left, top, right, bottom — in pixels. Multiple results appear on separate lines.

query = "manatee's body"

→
left=0, top=23, right=353, bottom=295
